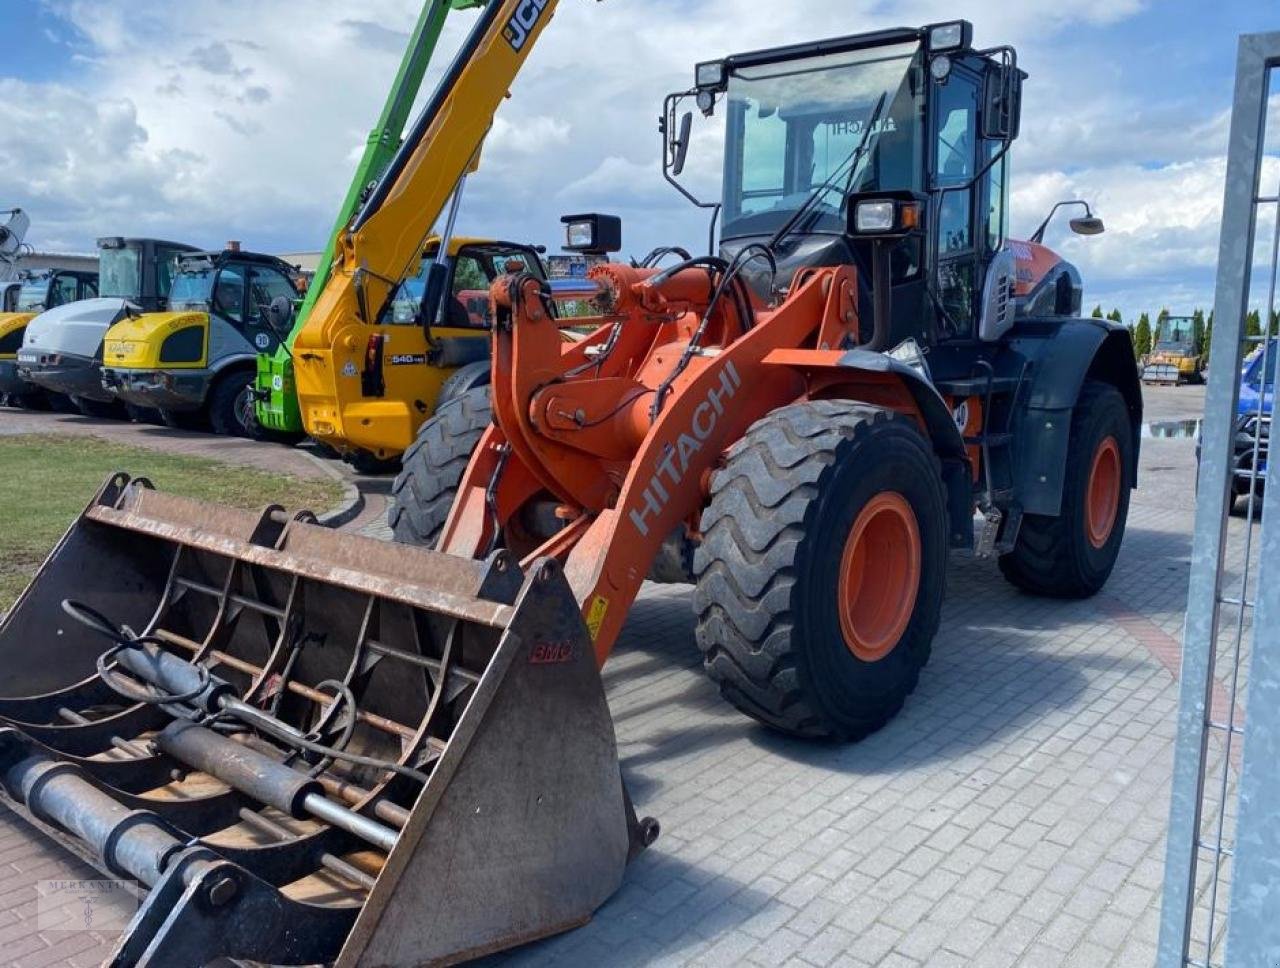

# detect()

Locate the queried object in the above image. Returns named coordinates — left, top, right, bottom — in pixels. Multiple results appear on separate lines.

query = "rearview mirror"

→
left=981, top=64, right=1022, bottom=141
left=671, top=111, right=693, bottom=177
left=264, top=295, right=295, bottom=337
left=1069, top=216, right=1105, bottom=236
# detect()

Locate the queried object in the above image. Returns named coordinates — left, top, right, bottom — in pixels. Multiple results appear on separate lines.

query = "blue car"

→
left=1229, top=341, right=1274, bottom=500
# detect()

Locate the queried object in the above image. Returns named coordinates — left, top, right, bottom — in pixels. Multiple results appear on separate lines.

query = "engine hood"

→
left=103, top=311, right=209, bottom=369
left=21, top=298, right=133, bottom=358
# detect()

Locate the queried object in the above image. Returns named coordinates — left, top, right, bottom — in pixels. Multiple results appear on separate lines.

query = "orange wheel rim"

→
left=1086, top=435, right=1121, bottom=549
left=837, top=492, right=921, bottom=662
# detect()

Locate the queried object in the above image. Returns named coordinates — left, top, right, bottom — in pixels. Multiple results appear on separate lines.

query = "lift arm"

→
left=286, top=0, right=485, bottom=345
left=292, top=0, right=561, bottom=357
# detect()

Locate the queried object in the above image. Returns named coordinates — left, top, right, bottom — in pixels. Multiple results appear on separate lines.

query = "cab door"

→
left=931, top=65, right=982, bottom=338
left=245, top=265, right=298, bottom=355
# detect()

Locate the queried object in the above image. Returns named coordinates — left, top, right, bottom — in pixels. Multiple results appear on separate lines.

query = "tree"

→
left=1192, top=309, right=1206, bottom=352
left=1204, top=310, right=1215, bottom=366
left=1091, top=305, right=1104, bottom=318
left=1134, top=313, right=1153, bottom=358
left=1246, top=309, right=1263, bottom=340
left=1107, top=308, right=1123, bottom=325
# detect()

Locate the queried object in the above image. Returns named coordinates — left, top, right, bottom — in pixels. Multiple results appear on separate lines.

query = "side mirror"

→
left=671, top=111, right=693, bottom=177
left=1069, top=216, right=1105, bottom=236
left=264, top=295, right=295, bottom=337
left=981, top=65, right=1022, bottom=141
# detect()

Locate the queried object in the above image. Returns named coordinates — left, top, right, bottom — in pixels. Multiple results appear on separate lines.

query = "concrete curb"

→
left=300, top=449, right=366, bottom=529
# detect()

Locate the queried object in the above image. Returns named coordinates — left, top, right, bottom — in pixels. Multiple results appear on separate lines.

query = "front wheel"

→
left=998, top=380, right=1133, bottom=597
left=208, top=372, right=255, bottom=437
left=72, top=395, right=126, bottom=419
left=693, top=401, right=948, bottom=741
left=390, top=386, right=492, bottom=547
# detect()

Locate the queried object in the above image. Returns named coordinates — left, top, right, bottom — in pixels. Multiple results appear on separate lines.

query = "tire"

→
left=124, top=403, right=163, bottom=425
left=347, top=450, right=401, bottom=476
left=208, top=372, right=255, bottom=437
left=160, top=408, right=208, bottom=431
left=47, top=392, right=78, bottom=414
left=7, top=390, right=49, bottom=410
left=390, top=386, right=492, bottom=547
left=998, top=381, right=1132, bottom=598
left=693, top=401, right=949, bottom=741
left=72, top=395, right=126, bottom=419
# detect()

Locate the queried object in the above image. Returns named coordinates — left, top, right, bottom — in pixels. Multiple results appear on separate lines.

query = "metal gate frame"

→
left=1158, top=30, right=1280, bottom=968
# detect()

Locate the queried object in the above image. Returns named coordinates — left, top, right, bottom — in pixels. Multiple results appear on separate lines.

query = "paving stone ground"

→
left=0, top=384, right=1251, bottom=968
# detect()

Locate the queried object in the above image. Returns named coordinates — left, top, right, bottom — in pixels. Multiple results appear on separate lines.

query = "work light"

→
left=854, top=201, right=897, bottom=233
left=926, top=20, right=972, bottom=52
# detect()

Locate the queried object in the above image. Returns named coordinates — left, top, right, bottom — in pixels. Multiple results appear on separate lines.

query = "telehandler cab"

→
left=0, top=11, right=1138, bottom=967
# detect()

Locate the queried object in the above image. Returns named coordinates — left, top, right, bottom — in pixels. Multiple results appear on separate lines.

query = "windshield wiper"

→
left=764, top=92, right=888, bottom=254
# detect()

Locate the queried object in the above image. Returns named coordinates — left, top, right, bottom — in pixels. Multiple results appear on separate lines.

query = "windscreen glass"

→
left=99, top=246, right=142, bottom=299
left=722, top=41, right=925, bottom=238
left=167, top=267, right=215, bottom=311
left=15, top=277, right=50, bottom=312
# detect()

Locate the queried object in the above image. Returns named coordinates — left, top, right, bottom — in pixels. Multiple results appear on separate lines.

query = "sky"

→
left=0, top=0, right=1277, bottom=326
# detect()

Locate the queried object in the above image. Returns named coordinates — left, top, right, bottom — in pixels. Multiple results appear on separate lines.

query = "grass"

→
left=0, top=434, right=345, bottom=612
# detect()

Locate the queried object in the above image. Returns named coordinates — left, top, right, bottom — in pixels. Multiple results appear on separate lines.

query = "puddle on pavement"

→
left=1142, top=419, right=1203, bottom=439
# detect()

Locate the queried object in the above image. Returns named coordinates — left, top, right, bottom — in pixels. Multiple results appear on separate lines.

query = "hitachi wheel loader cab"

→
left=0, top=15, right=1140, bottom=968
left=18, top=237, right=198, bottom=418
left=0, top=268, right=99, bottom=409
left=101, top=247, right=305, bottom=436
left=296, top=235, right=548, bottom=469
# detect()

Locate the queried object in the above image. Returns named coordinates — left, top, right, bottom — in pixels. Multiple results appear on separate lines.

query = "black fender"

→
left=835, top=348, right=974, bottom=548
left=436, top=358, right=491, bottom=409
left=1003, top=318, right=1142, bottom=516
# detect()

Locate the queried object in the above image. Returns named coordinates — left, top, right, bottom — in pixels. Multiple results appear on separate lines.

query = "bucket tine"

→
left=0, top=476, right=654, bottom=966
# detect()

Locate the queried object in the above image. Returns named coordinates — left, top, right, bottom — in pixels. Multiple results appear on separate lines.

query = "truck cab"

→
left=17, top=238, right=198, bottom=416
left=101, top=247, right=304, bottom=435
left=0, top=268, right=99, bottom=407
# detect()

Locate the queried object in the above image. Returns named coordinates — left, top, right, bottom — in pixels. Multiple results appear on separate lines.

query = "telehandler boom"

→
left=0, top=8, right=1140, bottom=968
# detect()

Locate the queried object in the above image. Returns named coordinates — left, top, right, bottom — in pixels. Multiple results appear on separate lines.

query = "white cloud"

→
left=3, top=0, right=1270, bottom=326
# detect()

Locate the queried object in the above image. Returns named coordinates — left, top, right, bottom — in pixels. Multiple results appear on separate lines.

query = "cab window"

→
left=54, top=273, right=79, bottom=306
left=246, top=267, right=298, bottom=323
left=212, top=266, right=246, bottom=322
left=155, top=246, right=189, bottom=297
left=446, top=255, right=493, bottom=328
left=935, top=78, right=977, bottom=253
left=80, top=276, right=98, bottom=299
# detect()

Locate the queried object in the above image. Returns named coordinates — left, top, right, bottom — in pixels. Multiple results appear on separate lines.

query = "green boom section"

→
left=255, top=0, right=485, bottom=435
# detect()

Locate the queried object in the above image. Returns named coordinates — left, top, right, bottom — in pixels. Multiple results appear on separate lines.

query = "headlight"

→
left=565, top=220, right=595, bottom=249
left=855, top=200, right=897, bottom=233
left=695, top=60, right=725, bottom=91
left=927, top=20, right=972, bottom=52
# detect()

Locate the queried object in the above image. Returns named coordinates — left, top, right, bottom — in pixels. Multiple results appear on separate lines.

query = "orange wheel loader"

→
left=0, top=10, right=1139, bottom=967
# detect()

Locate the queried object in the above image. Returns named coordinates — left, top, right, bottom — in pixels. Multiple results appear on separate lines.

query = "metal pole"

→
left=1225, top=39, right=1280, bottom=966
left=1157, top=30, right=1278, bottom=968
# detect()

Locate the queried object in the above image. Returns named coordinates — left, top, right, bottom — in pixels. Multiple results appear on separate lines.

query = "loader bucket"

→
left=0, top=474, right=654, bottom=967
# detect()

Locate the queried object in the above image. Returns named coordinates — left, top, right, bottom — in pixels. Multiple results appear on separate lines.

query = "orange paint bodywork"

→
left=437, top=261, right=970, bottom=666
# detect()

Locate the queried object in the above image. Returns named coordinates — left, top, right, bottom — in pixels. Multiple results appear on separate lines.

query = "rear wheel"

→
left=6, top=390, right=49, bottom=410
left=390, top=386, right=492, bottom=547
left=47, top=393, right=78, bottom=414
left=998, top=381, right=1132, bottom=597
left=693, top=401, right=948, bottom=740
left=208, top=372, right=255, bottom=437
left=72, top=395, right=126, bottom=419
